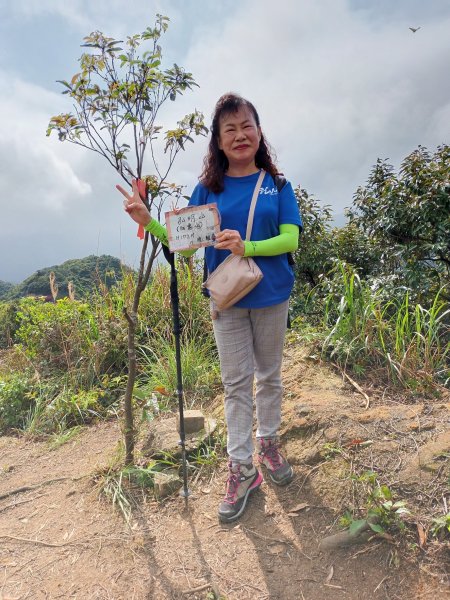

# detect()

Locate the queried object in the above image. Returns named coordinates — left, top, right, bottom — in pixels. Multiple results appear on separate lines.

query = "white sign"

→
left=165, top=204, right=221, bottom=252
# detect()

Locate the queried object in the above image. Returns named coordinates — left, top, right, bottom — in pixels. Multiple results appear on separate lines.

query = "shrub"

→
left=47, top=388, right=104, bottom=428
left=0, top=258, right=217, bottom=433
left=0, top=372, right=36, bottom=431
left=138, top=261, right=212, bottom=344
left=135, top=261, right=220, bottom=407
left=138, top=333, right=220, bottom=408
left=90, top=285, right=129, bottom=377
left=0, top=301, right=19, bottom=349
left=15, top=297, right=98, bottom=374
left=348, top=145, right=450, bottom=305
left=317, top=261, right=450, bottom=391
left=13, top=295, right=128, bottom=386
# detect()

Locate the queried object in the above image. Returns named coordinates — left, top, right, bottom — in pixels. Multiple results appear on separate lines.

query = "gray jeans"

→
left=212, top=300, right=289, bottom=465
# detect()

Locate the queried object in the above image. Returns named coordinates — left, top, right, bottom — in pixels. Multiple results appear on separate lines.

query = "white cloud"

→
left=0, top=0, right=449, bottom=282
left=5, top=0, right=185, bottom=38
left=174, top=0, right=450, bottom=209
left=0, top=74, right=92, bottom=217
left=5, top=0, right=89, bottom=28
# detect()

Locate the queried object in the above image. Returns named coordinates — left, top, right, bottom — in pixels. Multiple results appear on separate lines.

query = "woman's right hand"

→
left=116, top=179, right=151, bottom=227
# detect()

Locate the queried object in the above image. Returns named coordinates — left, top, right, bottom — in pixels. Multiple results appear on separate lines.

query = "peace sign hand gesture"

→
left=116, top=179, right=151, bottom=227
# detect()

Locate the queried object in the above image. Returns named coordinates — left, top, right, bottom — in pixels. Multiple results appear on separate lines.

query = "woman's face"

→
left=218, top=106, right=261, bottom=171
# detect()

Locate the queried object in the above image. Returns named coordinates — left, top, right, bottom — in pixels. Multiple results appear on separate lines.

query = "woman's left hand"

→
left=215, top=229, right=245, bottom=255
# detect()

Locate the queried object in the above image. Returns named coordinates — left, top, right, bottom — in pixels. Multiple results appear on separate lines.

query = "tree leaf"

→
left=368, top=522, right=385, bottom=534
left=349, top=519, right=367, bottom=536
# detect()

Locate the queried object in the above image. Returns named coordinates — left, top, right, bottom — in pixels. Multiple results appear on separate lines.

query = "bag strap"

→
left=274, top=173, right=287, bottom=192
left=245, top=169, right=266, bottom=240
left=202, top=169, right=265, bottom=296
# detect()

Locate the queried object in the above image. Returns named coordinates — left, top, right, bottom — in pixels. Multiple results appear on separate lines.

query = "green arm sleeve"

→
left=243, top=224, right=299, bottom=257
left=144, top=219, right=197, bottom=258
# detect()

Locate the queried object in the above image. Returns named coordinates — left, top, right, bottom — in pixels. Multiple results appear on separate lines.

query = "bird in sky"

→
left=409, top=26, right=421, bottom=33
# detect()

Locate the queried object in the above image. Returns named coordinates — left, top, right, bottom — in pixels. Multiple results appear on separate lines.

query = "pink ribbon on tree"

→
left=136, top=178, right=147, bottom=240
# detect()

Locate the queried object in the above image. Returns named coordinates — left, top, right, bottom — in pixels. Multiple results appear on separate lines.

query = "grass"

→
left=94, top=429, right=227, bottom=522
left=47, top=425, right=84, bottom=450
left=99, top=467, right=134, bottom=523
left=316, top=262, right=450, bottom=393
left=138, top=333, right=221, bottom=407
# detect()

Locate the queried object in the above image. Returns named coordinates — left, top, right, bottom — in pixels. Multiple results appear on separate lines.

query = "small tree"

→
left=292, top=186, right=335, bottom=290
left=348, top=145, right=450, bottom=301
left=47, top=14, right=207, bottom=463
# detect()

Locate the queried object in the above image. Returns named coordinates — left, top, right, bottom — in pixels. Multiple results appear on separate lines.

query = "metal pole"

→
left=162, top=245, right=190, bottom=501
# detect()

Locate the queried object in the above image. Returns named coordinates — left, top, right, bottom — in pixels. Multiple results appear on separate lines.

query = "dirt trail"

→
left=0, top=345, right=449, bottom=599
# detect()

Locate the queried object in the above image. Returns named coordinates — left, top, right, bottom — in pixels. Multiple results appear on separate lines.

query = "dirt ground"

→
left=0, top=343, right=449, bottom=600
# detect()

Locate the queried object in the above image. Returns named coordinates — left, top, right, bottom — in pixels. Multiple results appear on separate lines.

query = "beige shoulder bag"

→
left=202, top=169, right=265, bottom=310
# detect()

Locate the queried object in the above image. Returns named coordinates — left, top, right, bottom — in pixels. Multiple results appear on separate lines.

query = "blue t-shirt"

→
left=189, top=170, right=302, bottom=309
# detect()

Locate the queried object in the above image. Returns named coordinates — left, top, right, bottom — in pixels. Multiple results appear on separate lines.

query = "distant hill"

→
left=0, top=281, right=13, bottom=297
left=1, top=255, right=135, bottom=301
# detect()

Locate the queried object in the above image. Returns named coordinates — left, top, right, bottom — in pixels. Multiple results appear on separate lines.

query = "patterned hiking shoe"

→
left=257, top=438, right=294, bottom=486
left=218, top=462, right=263, bottom=523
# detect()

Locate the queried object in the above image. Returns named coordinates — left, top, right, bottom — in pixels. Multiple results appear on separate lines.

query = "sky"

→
left=0, top=0, right=449, bottom=283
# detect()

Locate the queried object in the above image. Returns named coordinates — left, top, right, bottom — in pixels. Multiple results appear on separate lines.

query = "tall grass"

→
left=135, top=259, right=220, bottom=407
left=138, top=260, right=212, bottom=342
left=0, top=260, right=219, bottom=434
left=320, top=262, right=450, bottom=392
left=138, top=334, right=221, bottom=408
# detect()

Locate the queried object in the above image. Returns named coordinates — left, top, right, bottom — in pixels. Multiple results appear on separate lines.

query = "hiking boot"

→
left=218, top=462, right=263, bottom=523
left=256, top=438, right=294, bottom=486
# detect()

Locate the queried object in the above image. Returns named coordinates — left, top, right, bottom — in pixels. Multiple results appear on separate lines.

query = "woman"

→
left=117, top=93, right=302, bottom=523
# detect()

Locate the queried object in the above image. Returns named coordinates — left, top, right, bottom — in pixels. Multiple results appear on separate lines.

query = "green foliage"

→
left=333, top=221, right=382, bottom=279
left=96, top=435, right=226, bottom=522
left=0, top=368, right=121, bottom=435
left=12, top=289, right=128, bottom=385
left=0, top=372, right=36, bottom=431
left=138, top=333, right=220, bottom=407
left=15, top=297, right=99, bottom=377
left=0, top=286, right=128, bottom=434
left=138, top=260, right=212, bottom=341
left=291, top=187, right=335, bottom=308
left=188, top=440, right=223, bottom=469
left=135, top=261, right=220, bottom=404
left=47, top=388, right=103, bottom=427
left=206, top=593, right=227, bottom=600
left=0, top=301, right=19, bottom=348
left=0, top=280, right=13, bottom=298
left=321, top=442, right=344, bottom=459
left=348, top=144, right=450, bottom=302
left=98, top=466, right=134, bottom=523
left=47, top=425, right=84, bottom=450
left=341, top=471, right=410, bottom=536
left=0, top=290, right=128, bottom=434
left=47, top=14, right=207, bottom=185
left=317, top=261, right=450, bottom=391
left=430, top=512, right=450, bottom=539
left=290, top=188, right=384, bottom=322
left=89, top=285, right=129, bottom=377
left=97, top=459, right=173, bottom=522
left=290, top=145, right=449, bottom=394
left=0, top=256, right=219, bottom=435
left=4, top=255, right=131, bottom=301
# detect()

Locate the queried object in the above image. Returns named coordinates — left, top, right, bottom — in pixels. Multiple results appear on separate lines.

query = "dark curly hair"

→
left=199, top=93, right=278, bottom=193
